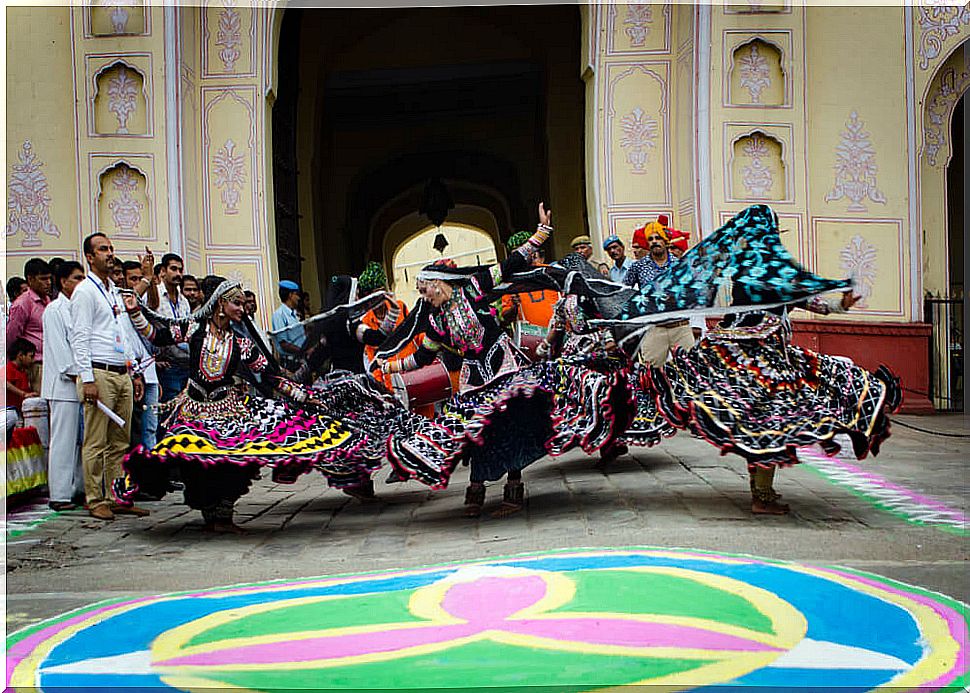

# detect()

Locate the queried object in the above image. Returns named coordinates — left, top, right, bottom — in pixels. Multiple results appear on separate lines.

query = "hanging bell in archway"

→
left=419, top=177, right=454, bottom=228
left=433, top=231, right=450, bottom=254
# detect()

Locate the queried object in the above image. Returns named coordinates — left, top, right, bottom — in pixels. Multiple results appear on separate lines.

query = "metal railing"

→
left=925, top=295, right=964, bottom=412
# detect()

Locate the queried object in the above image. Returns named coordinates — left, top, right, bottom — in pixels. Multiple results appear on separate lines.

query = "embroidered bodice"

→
left=550, top=295, right=615, bottom=357
left=135, top=316, right=269, bottom=400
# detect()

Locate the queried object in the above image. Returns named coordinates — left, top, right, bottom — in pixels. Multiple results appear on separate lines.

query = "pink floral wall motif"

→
left=619, top=107, right=658, bottom=174
left=106, top=67, right=138, bottom=134
left=839, top=234, right=878, bottom=308
left=825, top=111, right=887, bottom=212
left=213, top=138, right=246, bottom=215
left=738, top=42, right=771, bottom=103
left=6, top=140, right=61, bottom=248
left=216, top=1, right=242, bottom=72
left=623, top=2, right=652, bottom=47
left=107, top=165, right=144, bottom=233
left=740, top=134, right=774, bottom=197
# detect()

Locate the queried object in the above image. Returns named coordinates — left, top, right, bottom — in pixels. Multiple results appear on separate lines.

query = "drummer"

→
left=349, top=261, right=452, bottom=419
left=499, top=231, right=559, bottom=341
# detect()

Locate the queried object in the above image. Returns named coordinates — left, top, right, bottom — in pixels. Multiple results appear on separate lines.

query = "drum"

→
left=514, top=322, right=548, bottom=361
left=21, top=397, right=49, bottom=449
left=391, top=360, right=454, bottom=409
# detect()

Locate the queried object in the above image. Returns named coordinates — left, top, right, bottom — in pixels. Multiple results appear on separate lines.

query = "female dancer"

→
left=538, top=252, right=676, bottom=462
left=116, top=276, right=386, bottom=532
left=376, top=205, right=646, bottom=517
left=647, top=283, right=901, bottom=515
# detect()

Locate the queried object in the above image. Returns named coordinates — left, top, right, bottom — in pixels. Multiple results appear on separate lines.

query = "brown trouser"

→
left=27, top=361, right=43, bottom=394
left=638, top=323, right=696, bottom=367
left=78, top=369, right=133, bottom=508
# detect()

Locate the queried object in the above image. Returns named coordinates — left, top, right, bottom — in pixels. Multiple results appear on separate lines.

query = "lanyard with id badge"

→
left=93, top=277, right=129, bottom=360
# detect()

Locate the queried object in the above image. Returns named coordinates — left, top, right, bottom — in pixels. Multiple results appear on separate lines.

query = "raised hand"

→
left=121, top=291, right=139, bottom=313
left=840, top=290, right=862, bottom=311
left=538, top=202, right=552, bottom=227
left=138, top=246, right=155, bottom=277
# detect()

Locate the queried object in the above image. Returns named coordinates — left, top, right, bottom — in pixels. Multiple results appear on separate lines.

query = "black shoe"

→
left=385, top=469, right=409, bottom=484
left=48, top=501, right=77, bottom=511
left=167, top=481, right=185, bottom=492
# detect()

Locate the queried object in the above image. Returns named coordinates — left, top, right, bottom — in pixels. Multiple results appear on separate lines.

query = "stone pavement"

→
left=5, top=414, right=969, bottom=635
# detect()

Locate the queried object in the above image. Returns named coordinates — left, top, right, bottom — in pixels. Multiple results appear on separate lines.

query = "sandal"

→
left=464, top=483, right=486, bottom=518
left=490, top=481, right=525, bottom=518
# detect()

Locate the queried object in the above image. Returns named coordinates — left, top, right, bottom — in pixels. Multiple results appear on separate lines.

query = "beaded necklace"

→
left=200, top=322, right=234, bottom=382
left=430, top=289, right=485, bottom=355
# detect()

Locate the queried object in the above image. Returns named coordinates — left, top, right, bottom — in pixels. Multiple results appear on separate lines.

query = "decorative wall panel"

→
left=88, top=0, right=148, bottom=37
left=722, top=31, right=791, bottom=108
left=729, top=39, right=784, bottom=106
left=730, top=131, right=785, bottom=201
left=6, top=140, right=62, bottom=248
left=202, top=86, right=258, bottom=249
left=202, top=2, right=256, bottom=78
left=723, top=0, right=790, bottom=15
left=824, top=110, right=888, bottom=213
left=606, top=62, right=671, bottom=206
left=93, top=63, right=148, bottom=136
left=811, top=218, right=905, bottom=317
left=723, top=123, right=793, bottom=203
left=96, top=163, right=150, bottom=239
left=606, top=2, right=671, bottom=55
left=89, top=154, right=157, bottom=241
left=85, top=53, right=154, bottom=138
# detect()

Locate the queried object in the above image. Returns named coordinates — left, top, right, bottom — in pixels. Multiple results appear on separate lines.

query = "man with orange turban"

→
left=623, top=217, right=695, bottom=366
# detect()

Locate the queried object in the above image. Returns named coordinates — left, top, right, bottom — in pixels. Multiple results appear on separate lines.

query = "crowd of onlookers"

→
left=2, top=242, right=282, bottom=518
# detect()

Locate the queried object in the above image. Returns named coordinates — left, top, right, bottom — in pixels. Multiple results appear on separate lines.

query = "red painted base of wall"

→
left=788, top=319, right=934, bottom=414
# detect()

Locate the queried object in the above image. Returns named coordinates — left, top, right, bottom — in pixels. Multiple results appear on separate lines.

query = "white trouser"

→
left=48, top=399, right=83, bottom=503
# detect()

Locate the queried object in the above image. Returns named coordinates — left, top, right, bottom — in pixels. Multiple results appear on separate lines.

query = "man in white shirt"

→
left=72, top=233, right=149, bottom=521
left=41, top=261, right=86, bottom=511
left=155, top=253, right=191, bottom=403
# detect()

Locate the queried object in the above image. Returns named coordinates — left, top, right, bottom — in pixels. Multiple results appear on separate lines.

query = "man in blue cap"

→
left=271, top=279, right=307, bottom=371
left=603, top=235, right=634, bottom=284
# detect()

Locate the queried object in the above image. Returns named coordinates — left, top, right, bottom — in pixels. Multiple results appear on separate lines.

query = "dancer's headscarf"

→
left=607, top=204, right=851, bottom=325
left=358, top=261, right=387, bottom=295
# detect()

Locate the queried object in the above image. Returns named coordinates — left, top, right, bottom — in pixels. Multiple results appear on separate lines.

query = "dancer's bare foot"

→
left=751, top=499, right=790, bottom=515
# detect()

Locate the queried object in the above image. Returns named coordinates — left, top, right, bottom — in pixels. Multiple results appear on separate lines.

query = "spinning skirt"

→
left=616, top=362, right=677, bottom=448
left=387, top=357, right=643, bottom=489
left=648, top=336, right=902, bottom=469
left=117, top=386, right=377, bottom=509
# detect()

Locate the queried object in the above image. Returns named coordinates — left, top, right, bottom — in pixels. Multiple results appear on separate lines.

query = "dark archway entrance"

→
left=272, top=5, right=587, bottom=300
left=943, top=91, right=965, bottom=411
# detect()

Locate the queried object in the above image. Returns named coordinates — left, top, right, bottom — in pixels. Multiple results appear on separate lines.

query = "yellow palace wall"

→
left=6, top=3, right=969, bottom=335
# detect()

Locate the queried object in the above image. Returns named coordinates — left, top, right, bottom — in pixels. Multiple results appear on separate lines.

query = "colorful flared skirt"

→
left=118, top=386, right=378, bottom=509
left=648, top=336, right=902, bottom=469
left=307, top=371, right=419, bottom=463
left=617, top=363, right=677, bottom=448
left=386, top=356, right=642, bottom=489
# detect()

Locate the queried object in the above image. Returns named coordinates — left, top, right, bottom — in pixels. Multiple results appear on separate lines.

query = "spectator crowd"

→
left=2, top=236, right=289, bottom=519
